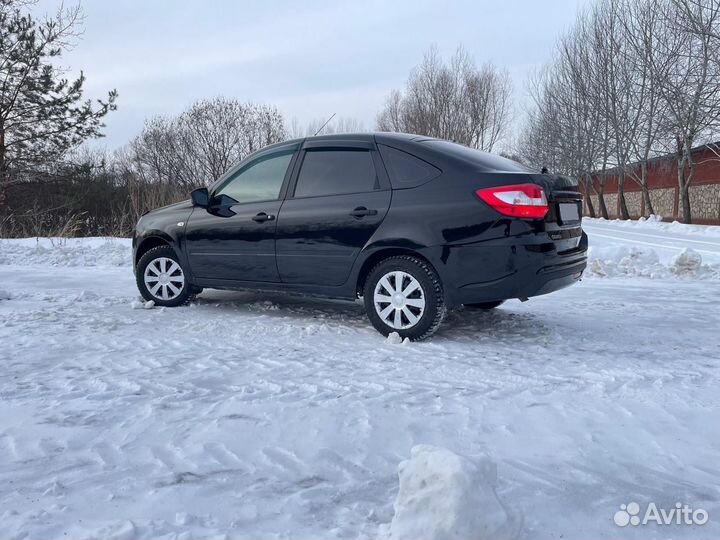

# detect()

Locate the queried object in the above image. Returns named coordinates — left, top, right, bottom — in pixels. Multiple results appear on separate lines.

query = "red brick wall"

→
left=582, top=147, right=720, bottom=224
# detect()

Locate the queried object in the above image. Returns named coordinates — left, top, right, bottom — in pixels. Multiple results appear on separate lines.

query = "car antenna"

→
left=313, top=113, right=336, bottom=136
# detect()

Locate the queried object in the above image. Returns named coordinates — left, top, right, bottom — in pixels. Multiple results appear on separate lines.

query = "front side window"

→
left=294, top=149, right=379, bottom=198
left=214, top=150, right=294, bottom=204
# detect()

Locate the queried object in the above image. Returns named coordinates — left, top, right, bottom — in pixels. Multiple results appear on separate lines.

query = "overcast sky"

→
left=36, top=0, right=589, bottom=150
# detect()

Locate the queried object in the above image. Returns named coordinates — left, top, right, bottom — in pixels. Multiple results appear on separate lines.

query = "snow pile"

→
left=379, top=446, right=520, bottom=540
left=386, top=332, right=410, bottom=345
left=637, top=214, right=665, bottom=223
left=587, top=246, right=720, bottom=280
left=587, top=245, right=664, bottom=278
left=0, top=237, right=132, bottom=267
left=669, top=248, right=703, bottom=275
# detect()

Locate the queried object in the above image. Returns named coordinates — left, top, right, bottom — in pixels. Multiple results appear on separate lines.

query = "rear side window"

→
left=294, top=149, right=379, bottom=198
left=378, top=145, right=441, bottom=188
left=423, top=140, right=534, bottom=172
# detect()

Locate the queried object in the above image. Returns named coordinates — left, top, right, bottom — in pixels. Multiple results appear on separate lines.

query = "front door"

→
left=184, top=145, right=297, bottom=283
left=275, top=145, right=391, bottom=286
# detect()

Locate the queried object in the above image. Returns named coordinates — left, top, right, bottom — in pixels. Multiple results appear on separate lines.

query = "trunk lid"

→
left=528, top=173, right=584, bottom=253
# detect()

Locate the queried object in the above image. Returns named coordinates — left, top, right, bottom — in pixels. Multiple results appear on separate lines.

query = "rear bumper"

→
left=425, top=231, right=588, bottom=307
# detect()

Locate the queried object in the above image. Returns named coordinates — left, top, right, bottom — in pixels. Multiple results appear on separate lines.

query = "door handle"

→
left=349, top=206, right=378, bottom=218
left=252, top=212, right=276, bottom=223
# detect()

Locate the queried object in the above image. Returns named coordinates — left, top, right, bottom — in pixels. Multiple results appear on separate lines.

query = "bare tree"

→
left=520, top=0, right=720, bottom=223
left=289, top=116, right=366, bottom=138
left=519, top=9, right=610, bottom=217
left=126, top=97, right=286, bottom=192
left=175, top=98, right=286, bottom=184
left=592, top=0, right=639, bottom=219
left=623, top=0, right=672, bottom=216
left=377, top=46, right=513, bottom=151
left=650, top=0, right=720, bottom=222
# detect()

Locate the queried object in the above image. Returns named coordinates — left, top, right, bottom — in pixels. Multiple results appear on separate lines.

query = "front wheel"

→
left=136, top=245, right=193, bottom=307
left=363, top=255, right=446, bottom=341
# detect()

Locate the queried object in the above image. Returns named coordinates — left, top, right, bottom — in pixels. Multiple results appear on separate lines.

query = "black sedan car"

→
left=133, top=133, right=588, bottom=340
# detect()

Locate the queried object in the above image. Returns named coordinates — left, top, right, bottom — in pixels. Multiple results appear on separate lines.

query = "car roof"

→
left=280, top=132, right=435, bottom=145
left=266, top=132, right=525, bottom=172
left=211, top=132, right=436, bottom=190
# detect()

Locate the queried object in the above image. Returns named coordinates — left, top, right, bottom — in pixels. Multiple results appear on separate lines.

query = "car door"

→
left=275, top=141, right=391, bottom=286
left=184, top=143, right=299, bottom=283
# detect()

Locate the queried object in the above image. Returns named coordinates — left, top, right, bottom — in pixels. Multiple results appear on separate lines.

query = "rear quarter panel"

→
left=355, top=167, right=564, bottom=304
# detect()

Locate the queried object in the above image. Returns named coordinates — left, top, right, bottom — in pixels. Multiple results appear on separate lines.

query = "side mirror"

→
left=191, top=187, right=209, bottom=207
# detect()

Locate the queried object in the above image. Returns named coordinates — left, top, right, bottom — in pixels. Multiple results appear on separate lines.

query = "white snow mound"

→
left=130, top=299, right=155, bottom=310
left=380, top=445, right=520, bottom=540
left=386, top=332, right=410, bottom=345
left=587, top=245, right=662, bottom=278
left=670, top=248, right=703, bottom=275
left=0, top=237, right=131, bottom=267
left=586, top=246, right=719, bottom=280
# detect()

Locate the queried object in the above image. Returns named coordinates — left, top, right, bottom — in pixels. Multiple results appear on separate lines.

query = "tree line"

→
left=1, top=0, right=718, bottom=237
left=519, top=0, right=720, bottom=223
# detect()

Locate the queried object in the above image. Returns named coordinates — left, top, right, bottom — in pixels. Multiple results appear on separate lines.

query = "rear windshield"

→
left=422, top=140, right=534, bottom=173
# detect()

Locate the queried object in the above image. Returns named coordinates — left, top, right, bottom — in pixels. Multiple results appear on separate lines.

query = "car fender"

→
left=133, top=218, right=191, bottom=277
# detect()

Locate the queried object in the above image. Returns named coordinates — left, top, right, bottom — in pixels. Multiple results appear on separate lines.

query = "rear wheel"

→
left=363, top=255, right=446, bottom=341
left=136, top=245, right=193, bottom=307
left=464, top=300, right=505, bottom=310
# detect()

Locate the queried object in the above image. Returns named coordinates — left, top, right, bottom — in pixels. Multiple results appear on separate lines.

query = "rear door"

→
left=275, top=141, right=391, bottom=286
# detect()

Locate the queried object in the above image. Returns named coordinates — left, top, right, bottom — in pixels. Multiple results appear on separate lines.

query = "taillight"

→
left=475, top=183, right=549, bottom=219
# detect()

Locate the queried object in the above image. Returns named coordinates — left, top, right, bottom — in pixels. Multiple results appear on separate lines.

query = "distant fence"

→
left=582, top=147, right=720, bottom=224
left=584, top=182, right=720, bottom=225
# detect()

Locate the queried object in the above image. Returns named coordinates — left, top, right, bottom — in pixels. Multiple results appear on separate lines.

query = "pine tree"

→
left=0, top=0, right=117, bottom=209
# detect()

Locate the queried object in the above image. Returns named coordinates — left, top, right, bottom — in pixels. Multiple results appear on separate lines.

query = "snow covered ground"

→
left=0, top=219, right=719, bottom=539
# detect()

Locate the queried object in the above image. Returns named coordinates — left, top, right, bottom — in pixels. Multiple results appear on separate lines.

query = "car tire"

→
left=363, top=255, right=446, bottom=341
left=464, top=300, right=505, bottom=310
left=136, top=245, right=193, bottom=307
